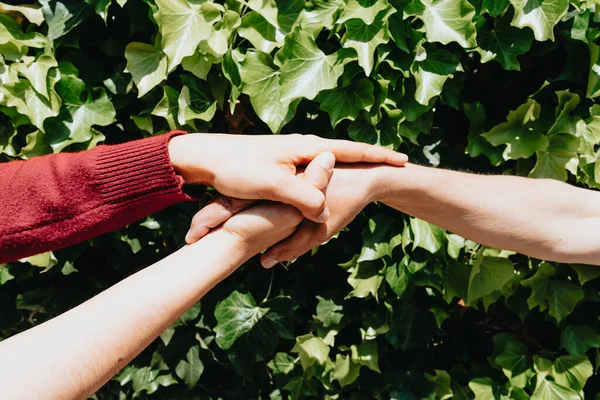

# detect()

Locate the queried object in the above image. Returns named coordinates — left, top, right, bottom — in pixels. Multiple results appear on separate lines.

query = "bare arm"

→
left=0, top=152, right=335, bottom=400
left=374, top=164, right=600, bottom=265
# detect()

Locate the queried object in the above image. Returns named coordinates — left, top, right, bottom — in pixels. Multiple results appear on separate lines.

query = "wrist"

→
left=167, top=134, right=214, bottom=186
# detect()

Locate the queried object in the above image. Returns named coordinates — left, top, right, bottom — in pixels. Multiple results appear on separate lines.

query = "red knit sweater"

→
left=0, top=131, right=197, bottom=264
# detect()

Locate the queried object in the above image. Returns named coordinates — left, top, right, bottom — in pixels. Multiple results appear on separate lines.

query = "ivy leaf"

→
left=385, top=256, right=411, bottom=298
left=531, top=380, right=580, bottom=400
left=358, top=214, right=403, bottom=262
left=214, top=291, right=296, bottom=361
left=237, top=11, right=281, bottom=53
left=495, top=341, right=534, bottom=388
left=39, top=0, right=91, bottom=40
left=154, top=0, right=221, bottom=71
left=347, top=261, right=384, bottom=300
left=404, top=0, right=477, bottom=49
left=482, top=0, right=510, bottom=16
left=0, top=2, right=44, bottom=25
left=291, top=333, right=330, bottom=370
left=340, top=7, right=393, bottom=76
left=239, top=50, right=297, bottom=133
left=468, top=377, right=501, bottom=399
left=177, top=75, right=217, bottom=125
left=338, top=0, right=390, bottom=25
left=552, top=355, right=593, bottom=391
left=152, top=86, right=180, bottom=130
left=298, top=0, right=341, bottom=37
left=268, top=352, right=296, bottom=375
left=508, top=0, right=569, bottom=42
left=465, top=102, right=504, bottom=166
left=548, top=91, right=580, bottom=135
left=318, top=78, right=374, bottom=127
left=175, top=345, right=204, bottom=388
left=199, top=10, right=240, bottom=58
left=467, top=254, right=515, bottom=304
left=412, top=46, right=460, bottom=105
left=571, top=263, right=600, bottom=285
left=45, top=75, right=115, bottom=152
left=315, top=296, right=343, bottom=327
left=482, top=99, right=549, bottom=161
left=521, top=263, right=585, bottom=323
left=475, top=21, right=533, bottom=71
left=332, top=354, right=361, bottom=387
left=124, top=43, right=167, bottom=98
left=277, top=28, right=348, bottom=102
left=529, top=134, right=579, bottom=181
left=410, top=218, right=444, bottom=254
left=561, top=325, right=600, bottom=355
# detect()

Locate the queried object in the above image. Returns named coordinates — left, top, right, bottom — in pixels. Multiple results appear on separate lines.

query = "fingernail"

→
left=319, top=152, right=335, bottom=171
left=262, top=258, right=279, bottom=269
left=316, top=206, right=330, bottom=223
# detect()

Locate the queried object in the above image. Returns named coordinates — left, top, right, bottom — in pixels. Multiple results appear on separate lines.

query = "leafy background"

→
left=1, top=0, right=600, bottom=398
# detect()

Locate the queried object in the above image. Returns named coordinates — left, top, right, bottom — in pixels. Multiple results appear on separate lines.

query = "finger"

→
left=267, top=152, right=335, bottom=223
left=295, top=136, right=408, bottom=166
left=261, top=220, right=324, bottom=267
left=185, top=197, right=254, bottom=244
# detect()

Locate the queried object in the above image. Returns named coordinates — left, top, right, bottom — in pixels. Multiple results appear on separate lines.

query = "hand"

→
left=187, top=164, right=388, bottom=266
left=216, top=152, right=336, bottom=257
left=168, top=134, right=407, bottom=223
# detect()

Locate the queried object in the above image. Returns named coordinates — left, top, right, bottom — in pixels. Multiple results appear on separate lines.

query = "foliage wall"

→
left=1, top=0, right=600, bottom=398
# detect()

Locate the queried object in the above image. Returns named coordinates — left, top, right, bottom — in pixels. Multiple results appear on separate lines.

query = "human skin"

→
left=189, top=163, right=600, bottom=266
left=0, top=152, right=335, bottom=400
left=167, top=133, right=407, bottom=224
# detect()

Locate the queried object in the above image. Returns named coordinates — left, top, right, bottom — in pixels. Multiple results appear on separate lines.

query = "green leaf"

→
left=338, top=0, right=390, bottom=25
left=347, top=261, right=384, bottom=300
left=467, top=254, right=515, bottom=304
left=521, top=263, right=585, bottom=323
left=319, top=78, right=374, bottom=127
left=268, top=352, right=296, bottom=375
left=424, top=370, right=453, bottom=400
left=340, top=7, right=392, bottom=76
left=561, top=325, right=600, bottom=355
left=529, top=133, right=579, bottom=181
left=291, top=333, right=330, bottom=370
left=468, top=377, right=501, bottom=400
left=239, top=50, right=297, bottom=133
left=475, top=20, right=533, bottom=71
left=404, top=0, right=477, bottom=48
left=45, top=76, right=115, bottom=152
left=410, top=218, right=444, bottom=254
left=39, top=0, right=91, bottom=40
left=152, top=85, right=180, bottom=130
left=412, top=46, right=460, bottom=105
left=315, top=296, right=343, bottom=327
left=358, top=213, right=403, bottom=262
left=482, top=99, right=549, bottom=161
left=508, top=0, right=569, bottom=42
left=0, top=2, right=44, bottom=25
left=552, top=354, right=593, bottom=391
left=125, top=42, right=167, bottom=98
left=175, top=345, right=204, bottom=388
left=177, top=74, right=217, bottom=125
left=385, top=256, right=411, bottom=297
left=332, top=353, right=361, bottom=387
left=154, top=0, right=221, bottom=71
left=571, top=263, right=600, bottom=285
left=495, top=341, right=534, bottom=388
left=277, top=28, right=348, bottom=102
left=531, top=380, right=580, bottom=400
left=482, top=0, right=510, bottom=16
left=214, top=291, right=296, bottom=361
left=238, top=11, right=280, bottom=53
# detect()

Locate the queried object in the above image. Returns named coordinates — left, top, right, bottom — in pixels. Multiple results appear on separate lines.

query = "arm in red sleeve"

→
left=0, top=131, right=198, bottom=264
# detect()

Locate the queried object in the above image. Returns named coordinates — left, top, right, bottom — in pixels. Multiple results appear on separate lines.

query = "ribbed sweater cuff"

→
left=94, top=131, right=200, bottom=208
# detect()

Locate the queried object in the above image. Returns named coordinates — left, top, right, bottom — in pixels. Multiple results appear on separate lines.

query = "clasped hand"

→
left=168, top=133, right=407, bottom=266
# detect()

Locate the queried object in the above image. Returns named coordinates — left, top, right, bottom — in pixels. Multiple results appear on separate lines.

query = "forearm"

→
left=0, top=229, right=245, bottom=400
left=375, top=164, right=600, bottom=265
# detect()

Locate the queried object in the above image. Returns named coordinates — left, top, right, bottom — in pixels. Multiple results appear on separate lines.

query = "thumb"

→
left=271, top=152, right=335, bottom=222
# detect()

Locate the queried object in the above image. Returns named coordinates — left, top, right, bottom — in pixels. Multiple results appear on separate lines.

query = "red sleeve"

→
left=0, top=131, right=199, bottom=264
